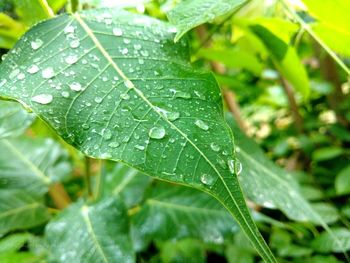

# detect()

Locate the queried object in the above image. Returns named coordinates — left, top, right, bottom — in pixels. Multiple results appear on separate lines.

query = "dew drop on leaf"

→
left=194, top=119, right=209, bottom=131
left=108, top=142, right=120, bottom=148
left=64, top=25, right=75, bottom=34
left=166, top=111, right=180, bottom=121
left=31, top=94, right=53, bottom=105
left=69, top=82, right=82, bottom=91
left=65, top=55, right=78, bottom=65
left=200, top=173, right=214, bottom=186
left=124, top=79, right=133, bottom=89
left=149, top=127, right=166, bottom=139
left=9, top=69, right=20, bottom=79
left=61, top=91, right=70, bottom=98
left=120, top=93, right=130, bottom=100
left=31, top=38, right=43, bottom=50
left=121, top=48, right=128, bottom=55
left=103, top=129, right=112, bottom=140
left=134, top=44, right=142, bottom=50
left=113, top=28, right=123, bottom=36
left=42, top=67, right=55, bottom=79
left=210, top=142, right=220, bottom=152
left=27, top=65, right=39, bottom=74
left=17, top=73, right=25, bottom=80
left=94, top=97, right=103, bottom=103
left=70, top=39, right=80, bottom=48
left=134, top=145, right=145, bottom=150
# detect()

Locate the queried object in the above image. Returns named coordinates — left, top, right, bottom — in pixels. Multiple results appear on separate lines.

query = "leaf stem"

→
left=69, top=0, right=79, bottom=13
left=48, top=183, right=71, bottom=209
left=85, top=156, right=93, bottom=198
left=38, top=0, right=54, bottom=18
left=280, top=0, right=350, bottom=76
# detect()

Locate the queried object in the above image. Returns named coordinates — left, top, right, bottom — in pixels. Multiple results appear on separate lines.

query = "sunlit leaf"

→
left=0, top=9, right=275, bottom=261
left=312, top=228, right=350, bottom=253
left=167, top=0, right=248, bottom=42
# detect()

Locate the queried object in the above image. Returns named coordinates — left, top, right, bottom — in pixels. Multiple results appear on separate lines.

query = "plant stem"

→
left=85, top=156, right=93, bottom=198
left=280, top=0, right=350, bottom=76
left=70, top=0, right=79, bottom=13
left=48, top=183, right=71, bottom=209
left=279, top=76, right=304, bottom=134
left=38, top=0, right=54, bottom=18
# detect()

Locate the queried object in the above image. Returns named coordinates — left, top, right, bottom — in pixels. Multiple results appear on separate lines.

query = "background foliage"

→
left=0, top=0, right=349, bottom=262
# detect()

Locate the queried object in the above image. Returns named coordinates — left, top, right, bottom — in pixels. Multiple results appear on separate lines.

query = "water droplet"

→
left=120, top=93, right=130, bottom=100
left=175, top=91, right=191, bottom=99
left=210, top=143, right=220, bottom=152
left=70, top=39, right=80, bottom=48
left=194, top=119, right=209, bottom=131
left=31, top=39, right=43, bottom=50
left=42, top=67, right=55, bottom=79
left=149, top=126, right=165, bottom=139
left=64, top=25, right=75, bottom=34
left=94, top=97, right=103, bottom=103
left=134, top=44, right=142, bottom=50
left=103, top=129, right=112, bottom=140
left=108, top=142, right=120, bottom=148
left=134, top=145, right=145, bottom=150
left=65, top=55, right=78, bottom=65
left=69, top=82, right=82, bottom=91
left=123, top=38, right=131, bottom=44
left=27, top=65, right=39, bottom=74
left=166, top=111, right=180, bottom=121
left=113, top=28, right=123, bottom=36
left=101, top=153, right=112, bottom=159
left=138, top=58, right=144, bottom=64
left=228, top=159, right=243, bottom=175
left=17, top=73, right=25, bottom=80
left=124, top=79, right=133, bottom=89
left=140, top=50, right=149, bottom=57
left=228, top=159, right=235, bottom=174
left=61, top=91, right=70, bottom=98
left=82, top=123, right=89, bottom=130
left=236, top=160, right=243, bottom=175
left=31, top=94, right=53, bottom=105
left=200, top=173, right=214, bottom=186
left=121, top=48, right=128, bottom=55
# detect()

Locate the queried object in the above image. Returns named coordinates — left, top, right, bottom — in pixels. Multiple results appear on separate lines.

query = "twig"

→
left=38, top=0, right=54, bottom=18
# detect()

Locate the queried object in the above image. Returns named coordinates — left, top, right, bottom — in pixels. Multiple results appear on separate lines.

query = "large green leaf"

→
left=132, top=183, right=238, bottom=250
left=0, top=190, right=50, bottom=235
left=0, top=9, right=275, bottom=262
left=312, top=228, right=350, bottom=253
left=46, top=196, right=135, bottom=263
left=226, top=117, right=328, bottom=223
left=0, top=101, right=34, bottom=139
left=0, top=137, right=71, bottom=196
left=167, top=0, right=248, bottom=42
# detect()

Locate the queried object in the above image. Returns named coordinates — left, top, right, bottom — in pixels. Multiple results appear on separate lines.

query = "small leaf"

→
left=46, top=196, right=135, bottom=263
left=335, top=165, right=350, bottom=195
left=167, top=0, right=248, bottom=42
left=0, top=233, right=31, bottom=253
left=0, top=190, right=50, bottom=235
left=312, top=147, right=344, bottom=162
left=0, top=101, right=34, bottom=139
left=0, top=9, right=275, bottom=261
left=0, top=137, right=71, bottom=196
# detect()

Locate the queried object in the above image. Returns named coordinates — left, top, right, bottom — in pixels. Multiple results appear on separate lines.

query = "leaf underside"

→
left=0, top=9, right=275, bottom=262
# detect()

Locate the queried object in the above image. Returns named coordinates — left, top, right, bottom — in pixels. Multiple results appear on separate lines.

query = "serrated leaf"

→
left=0, top=101, right=34, bottom=139
left=0, top=137, right=71, bottom=196
left=0, top=9, right=275, bottom=262
left=46, top=196, right=135, bottom=263
left=167, top=0, right=248, bottom=42
left=0, top=190, right=50, bottom=235
left=132, top=183, right=238, bottom=250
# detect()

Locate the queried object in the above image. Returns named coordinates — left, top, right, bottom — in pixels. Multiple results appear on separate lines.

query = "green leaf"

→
left=312, top=228, right=350, bottom=253
left=102, top=162, right=152, bottom=208
left=335, top=165, right=350, bottom=195
left=0, top=252, right=39, bottom=263
left=132, top=183, right=238, bottom=250
left=46, top=196, right=135, bottom=263
left=11, top=0, right=53, bottom=25
left=0, top=233, right=31, bottom=253
left=312, top=147, right=344, bottom=162
left=159, top=239, right=206, bottom=263
left=197, top=48, right=263, bottom=75
left=0, top=101, right=34, bottom=139
left=0, top=9, right=275, bottom=262
left=248, top=25, right=310, bottom=99
left=226, top=117, right=327, bottom=223
left=0, top=190, right=50, bottom=235
left=0, top=137, right=71, bottom=196
left=167, top=0, right=248, bottom=42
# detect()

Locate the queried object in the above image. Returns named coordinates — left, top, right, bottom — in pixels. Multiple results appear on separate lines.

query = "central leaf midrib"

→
left=73, top=13, right=271, bottom=261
